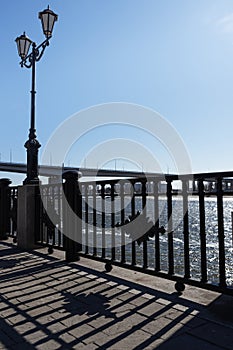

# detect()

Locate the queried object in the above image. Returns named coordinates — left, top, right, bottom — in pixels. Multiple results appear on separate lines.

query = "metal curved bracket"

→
left=19, top=37, right=50, bottom=68
left=36, top=40, right=49, bottom=62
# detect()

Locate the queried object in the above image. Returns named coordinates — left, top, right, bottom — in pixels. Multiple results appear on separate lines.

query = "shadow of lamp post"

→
left=15, top=6, right=58, bottom=185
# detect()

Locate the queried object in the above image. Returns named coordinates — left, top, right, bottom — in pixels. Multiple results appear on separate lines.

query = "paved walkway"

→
left=0, top=241, right=233, bottom=349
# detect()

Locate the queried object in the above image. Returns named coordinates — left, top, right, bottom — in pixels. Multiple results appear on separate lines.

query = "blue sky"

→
left=1, top=0, right=233, bottom=182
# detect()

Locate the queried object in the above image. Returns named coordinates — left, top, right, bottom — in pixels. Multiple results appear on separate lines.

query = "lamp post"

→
left=15, top=6, right=58, bottom=185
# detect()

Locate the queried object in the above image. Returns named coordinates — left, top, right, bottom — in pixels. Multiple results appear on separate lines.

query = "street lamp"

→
left=15, top=6, right=58, bottom=185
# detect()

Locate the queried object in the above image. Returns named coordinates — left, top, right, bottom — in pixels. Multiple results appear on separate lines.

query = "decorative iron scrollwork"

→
left=116, top=211, right=166, bottom=246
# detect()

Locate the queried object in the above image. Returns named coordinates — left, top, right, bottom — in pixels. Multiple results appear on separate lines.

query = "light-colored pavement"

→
left=0, top=240, right=233, bottom=349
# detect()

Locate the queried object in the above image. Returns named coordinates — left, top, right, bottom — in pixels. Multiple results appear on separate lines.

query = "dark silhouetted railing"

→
left=1, top=169, right=233, bottom=294
left=0, top=179, right=17, bottom=241
left=37, top=183, right=63, bottom=252
left=9, top=186, right=18, bottom=241
left=33, top=170, right=233, bottom=294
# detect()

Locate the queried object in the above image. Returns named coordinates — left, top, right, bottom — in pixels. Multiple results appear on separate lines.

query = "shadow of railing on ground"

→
left=0, top=241, right=232, bottom=349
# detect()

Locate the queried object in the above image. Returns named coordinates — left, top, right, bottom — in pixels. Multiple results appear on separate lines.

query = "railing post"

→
left=120, top=181, right=126, bottom=264
left=154, top=179, right=161, bottom=272
left=142, top=180, right=148, bottom=269
left=131, top=180, right=136, bottom=266
left=216, top=177, right=226, bottom=288
left=63, top=170, right=82, bottom=262
left=0, top=178, right=11, bottom=240
left=182, top=179, right=190, bottom=279
left=166, top=178, right=174, bottom=275
left=17, top=184, right=40, bottom=250
left=198, top=178, right=207, bottom=283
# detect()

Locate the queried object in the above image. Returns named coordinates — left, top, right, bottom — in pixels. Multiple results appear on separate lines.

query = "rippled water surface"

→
left=82, top=196, right=233, bottom=286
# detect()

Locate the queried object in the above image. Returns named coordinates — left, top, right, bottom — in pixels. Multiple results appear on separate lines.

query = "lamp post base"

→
left=24, top=138, right=41, bottom=185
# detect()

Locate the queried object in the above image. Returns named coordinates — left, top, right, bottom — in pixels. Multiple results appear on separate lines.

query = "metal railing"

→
left=8, top=186, right=18, bottom=241
left=0, top=179, right=18, bottom=241
left=34, top=170, right=233, bottom=294
left=36, top=171, right=82, bottom=261
left=36, top=183, right=64, bottom=252
left=2, top=169, right=233, bottom=294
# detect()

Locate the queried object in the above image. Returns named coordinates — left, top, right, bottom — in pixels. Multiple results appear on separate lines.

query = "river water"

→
left=82, top=196, right=233, bottom=286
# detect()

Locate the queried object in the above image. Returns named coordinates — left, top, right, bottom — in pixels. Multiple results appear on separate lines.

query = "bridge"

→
left=1, top=161, right=233, bottom=181
left=0, top=161, right=147, bottom=179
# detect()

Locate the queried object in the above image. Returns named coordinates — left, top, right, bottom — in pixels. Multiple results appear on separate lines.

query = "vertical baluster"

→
left=41, top=188, right=44, bottom=244
left=33, top=186, right=39, bottom=244
left=38, top=189, right=43, bottom=244
left=198, top=179, right=207, bottom=283
left=44, top=188, right=48, bottom=245
left=12, top=188, right=18, bottom=237
left=46, top=188, right=49, bottom=245
left=142, top=180, right=148, bottom=269
left=101, top=184, right=106, bottom=259
left=45, top=187, right=49, bottom=245
left=154, top=180, right=160, bottom=272
left=57, top=185, right=62, bottom=247
left=167, top=178, right=174, bottom=275
left=12, top=188, right=15, bottom=236
left=9, top=188, right=12, bottom=236
left=93, top=184, right=97, bottom=256
left=40, top=188, right=43, bottom=244
left=131, top=181, right=136, bottom=266
left=111, top=183, right=116, bottom=262
left=121, top=182, right=126, bottom=263
left=47, top=189, right=51, bottom=245
left=182, top=179, right=190, bottom=279
left=217, top=177, right=226, bottom=287
left=48, top=188, right=52, bottom=246
left=52, top=186, right=56, bottom=246
left=85, top=185, right=89, bottom=254
left=60, top=185, right=64, bottom=248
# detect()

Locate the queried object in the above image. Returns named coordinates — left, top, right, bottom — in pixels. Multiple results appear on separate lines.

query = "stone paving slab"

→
left=0, top=240, right=233, bottom=349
